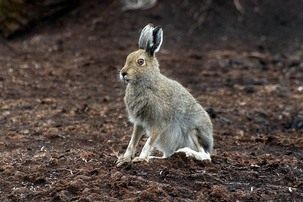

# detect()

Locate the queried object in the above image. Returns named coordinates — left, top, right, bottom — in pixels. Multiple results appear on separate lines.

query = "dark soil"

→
left=0, top=0, right=302, bottom=201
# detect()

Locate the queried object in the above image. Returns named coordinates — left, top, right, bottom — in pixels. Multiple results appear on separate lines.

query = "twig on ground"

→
left=233, top=0, right=245, bottom=14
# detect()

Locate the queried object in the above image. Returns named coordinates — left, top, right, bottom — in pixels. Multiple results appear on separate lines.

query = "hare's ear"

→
left=138, top=24, right=154, bottom=50
left=146, top=26, right=163, bottom=57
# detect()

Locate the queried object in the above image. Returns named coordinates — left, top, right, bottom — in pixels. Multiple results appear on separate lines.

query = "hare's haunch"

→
left=117, top=24, right=213, bottom=167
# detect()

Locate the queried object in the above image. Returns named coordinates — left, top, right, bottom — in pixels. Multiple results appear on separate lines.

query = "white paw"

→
left=176, top=147, right=211, bottom=161
left=132, top=157, right=149, bottom=163
left=116, top=155, right=132, bottom=167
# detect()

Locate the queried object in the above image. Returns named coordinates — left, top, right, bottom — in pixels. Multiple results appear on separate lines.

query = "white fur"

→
left=176, top=147, right=211, bottom=161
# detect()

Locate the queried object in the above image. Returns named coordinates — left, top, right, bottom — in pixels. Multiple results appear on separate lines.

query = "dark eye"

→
left=137, top=58, right=145, bottom=66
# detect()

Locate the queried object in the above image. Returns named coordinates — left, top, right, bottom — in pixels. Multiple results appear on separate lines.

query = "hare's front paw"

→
left=116, top=155, right=132, bottom=167
left=132, top=157, right=149, bottom=163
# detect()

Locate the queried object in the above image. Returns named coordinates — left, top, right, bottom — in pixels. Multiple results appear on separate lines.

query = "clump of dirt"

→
left=0, top=0, right=302, bottom=201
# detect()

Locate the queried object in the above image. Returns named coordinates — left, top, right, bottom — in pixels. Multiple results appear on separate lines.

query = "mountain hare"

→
left=116, top=24, right=213, bottom=166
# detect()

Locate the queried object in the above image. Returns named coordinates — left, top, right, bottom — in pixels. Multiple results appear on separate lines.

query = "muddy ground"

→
left=0, top=0, right=302, bottom=201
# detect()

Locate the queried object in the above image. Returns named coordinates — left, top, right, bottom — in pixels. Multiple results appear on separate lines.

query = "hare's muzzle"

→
left=120, top=71, right=130, bottom=82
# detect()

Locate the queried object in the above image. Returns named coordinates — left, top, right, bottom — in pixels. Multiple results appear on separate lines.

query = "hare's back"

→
left=165, top=77, right=199, bottom=105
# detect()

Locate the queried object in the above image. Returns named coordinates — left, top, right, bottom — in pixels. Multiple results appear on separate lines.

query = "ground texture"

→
left=0, top=1, right=302, bottom=201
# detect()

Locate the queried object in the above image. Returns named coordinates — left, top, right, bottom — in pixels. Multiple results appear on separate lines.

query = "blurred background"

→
left=1, top=0, right=303, bottom=51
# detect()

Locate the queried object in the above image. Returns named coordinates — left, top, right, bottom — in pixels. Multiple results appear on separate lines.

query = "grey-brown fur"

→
left=116, top=24, right=213, bottom=166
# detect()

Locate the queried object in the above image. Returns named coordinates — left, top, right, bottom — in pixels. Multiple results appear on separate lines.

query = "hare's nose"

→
left=121, top=72, right=127, bottom=77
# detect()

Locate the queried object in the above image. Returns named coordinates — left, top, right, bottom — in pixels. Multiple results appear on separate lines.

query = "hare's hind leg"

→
left=175, top=128, right=211, bottom=161
left=176, top=147, right=211, bottom=161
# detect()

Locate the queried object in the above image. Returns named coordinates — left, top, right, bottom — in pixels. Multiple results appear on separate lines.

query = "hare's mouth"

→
left=123, top=78, right=131, bottom=83
left=120, top=74, right=131, bottom=83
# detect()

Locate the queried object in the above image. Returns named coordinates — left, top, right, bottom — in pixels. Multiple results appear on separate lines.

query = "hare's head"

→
left=120, top=24, right=163, bottom=84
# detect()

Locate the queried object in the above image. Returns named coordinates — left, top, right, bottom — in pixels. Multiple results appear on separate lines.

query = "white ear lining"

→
left=153, top=29, right=163, bottom=53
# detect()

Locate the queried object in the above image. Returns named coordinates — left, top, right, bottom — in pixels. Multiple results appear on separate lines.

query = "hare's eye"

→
left=137, top=58, right=145, bottom=66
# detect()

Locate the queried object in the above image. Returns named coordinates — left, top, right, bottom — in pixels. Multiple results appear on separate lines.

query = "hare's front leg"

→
left=132, top=129, right=161, bottom=163
left=116, top=125, right=144, bottom=167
